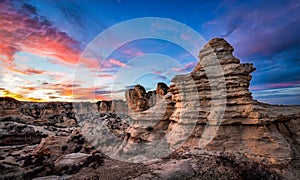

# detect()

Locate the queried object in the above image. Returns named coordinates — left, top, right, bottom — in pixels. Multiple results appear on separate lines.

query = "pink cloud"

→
left=135, top=51, right=144, bottom=56
left=152, top=70, right=163, bottom=75
left=184, top=62, right=197, bottom=69
left=109, top=58, right=127, bottom=67
left=0, top=1, right=82, bottom=65
left=25, top=68, right=45, bottom=75
left=97, top=73, right=115, bottom=79
left=267, top=81, right=300, bottom=88
left=122, top=49, right=144, bottom=57
left=171, top=61, right=197, bottom=73
left=250, top=80, right=300, bottom=91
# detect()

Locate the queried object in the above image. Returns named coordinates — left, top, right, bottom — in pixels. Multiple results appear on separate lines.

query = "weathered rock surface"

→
left=155, top=82, right=169, bottom=102
left=167, top=38, right=300, bottom=174
left=125, top=84, right=150, bottom=112
left=53, top=152, right=103, bottom=175
left=0, top=97, right=77, bottom=127
left=0, top=127, right=104, bottom=179
left=125, top=83, right=170, bottom=112
left=122, top=38, right=300, bottom=178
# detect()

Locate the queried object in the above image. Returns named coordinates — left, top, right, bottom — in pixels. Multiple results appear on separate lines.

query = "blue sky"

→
left=0, top=0, right=299, bottom=104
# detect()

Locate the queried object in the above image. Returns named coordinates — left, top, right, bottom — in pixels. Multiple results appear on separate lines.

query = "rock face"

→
left=146, top=90, right=157, bottom=108
left=123, top=38, right=300, bottom=178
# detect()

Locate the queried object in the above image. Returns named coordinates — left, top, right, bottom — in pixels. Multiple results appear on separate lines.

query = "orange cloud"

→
left=59, top=86, right=109, bottom=101
left=0, top=88, right=44, bottom=102
left=20, top=86, right=36, bottom=91
left=2, top=62, right=45, bottom=75
left=74, top=87, right=109, bottom=101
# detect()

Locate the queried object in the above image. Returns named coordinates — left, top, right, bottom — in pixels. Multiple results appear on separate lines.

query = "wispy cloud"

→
left=250, top=80, right=300, bottom=91
left=0, top=88, right=43, bottom=102
left=2, top=62, right=45, bottom=75
left=252, top=86, right=300, bottom=105
left=205, top=0, right=300, bottom=57
left=108, top=58, right=127, bottom=67
left=171, top=61, right=197, bottom=73
left=97, top=73, right=115, bottom=79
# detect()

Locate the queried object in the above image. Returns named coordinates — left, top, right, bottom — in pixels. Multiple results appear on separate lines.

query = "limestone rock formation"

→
left=156, top=82, right=170, bottom=102
left=122, top=38, right=300, bottom=178
left=72, top=102, right=98, bottom=114
left=112, top=100, right=127, bottom=113
left=125, top=84, right=150, bottom=112
left=146, top=90, right=157, bottom=108
left=125, top=83, right=170, bottom=112
left=167, top=38, right=300, bottom=172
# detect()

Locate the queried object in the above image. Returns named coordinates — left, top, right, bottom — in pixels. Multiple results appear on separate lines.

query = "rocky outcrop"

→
left=167, top=38, right=300, bottom=171
left=125, top=84, right=150, bottom=112
left=96, top=99, right=128, bottom=114
left=72, top=102, right=98, bottom=114
left=122, top=38, right=300, bottom=178
left=146, top=90, right=157, bottom=108
left=96, top=100, right=112, bottom=112
left=125, top=83, right=169, bottom=112
left=156, top=82, right=170, bottom=102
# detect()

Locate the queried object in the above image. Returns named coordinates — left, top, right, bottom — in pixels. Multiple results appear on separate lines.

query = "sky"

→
left=0, top=0, right=299, bottom=105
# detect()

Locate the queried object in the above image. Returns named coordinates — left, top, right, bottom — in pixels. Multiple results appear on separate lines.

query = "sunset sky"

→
left=0, top=0, right=299, bottom=104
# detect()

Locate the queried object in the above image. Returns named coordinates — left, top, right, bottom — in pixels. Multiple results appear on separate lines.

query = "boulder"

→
left=53, top=152, right=104, bottom=174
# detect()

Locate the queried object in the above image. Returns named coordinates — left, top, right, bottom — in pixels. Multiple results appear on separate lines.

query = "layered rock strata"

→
left=0, top=97, right=77, bottom=127
left=168, top=38, right=300, bottom=170
left=123, top=38, right=300, bottom=178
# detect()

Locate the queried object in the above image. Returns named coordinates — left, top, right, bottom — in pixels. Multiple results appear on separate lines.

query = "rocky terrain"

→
left=0, top=38, right=299, bottom=179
